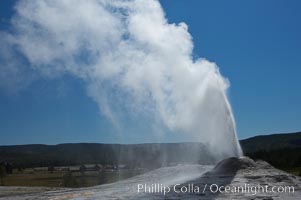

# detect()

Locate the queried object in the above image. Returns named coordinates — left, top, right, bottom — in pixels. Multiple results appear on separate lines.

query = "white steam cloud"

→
left=0, top=0, right=242, bottom=159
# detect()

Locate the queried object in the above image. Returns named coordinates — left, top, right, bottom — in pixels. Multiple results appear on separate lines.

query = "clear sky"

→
left=0, top=0, right=300, bottom=145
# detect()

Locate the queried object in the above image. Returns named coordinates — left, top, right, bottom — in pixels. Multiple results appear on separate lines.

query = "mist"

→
left=0, top=0, right=242, bottom=161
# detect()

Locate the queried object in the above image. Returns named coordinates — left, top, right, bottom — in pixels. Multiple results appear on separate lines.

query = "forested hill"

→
left=0, top=143, right=215, bottom=169
left=241, top=131, right=301, bottom=169
left=240, top=131, right=301, bottom=153
left=0, top=131, right=300, bottom=169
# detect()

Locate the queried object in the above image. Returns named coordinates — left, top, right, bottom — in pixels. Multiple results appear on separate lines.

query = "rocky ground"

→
left=0, top=157, right=300, bottom=199
left=151, top=157, right=301, bottom=199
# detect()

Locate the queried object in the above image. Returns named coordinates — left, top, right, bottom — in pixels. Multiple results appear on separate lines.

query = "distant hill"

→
left=0, top=143, right=216, bottom=169
left=0, top=131, right=300, bottom=169
left=240, top=131, right=301, bottom=169
left=240, top=131, right=301, bottom=153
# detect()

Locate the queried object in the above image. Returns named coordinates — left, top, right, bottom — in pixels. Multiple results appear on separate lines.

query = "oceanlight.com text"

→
left=137, top=183, right=295, bottom=196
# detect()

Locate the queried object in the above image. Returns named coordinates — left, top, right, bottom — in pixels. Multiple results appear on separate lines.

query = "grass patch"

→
left=280, top=167, right=301, bottom=176
left=2, top=170, right=144, bottom=188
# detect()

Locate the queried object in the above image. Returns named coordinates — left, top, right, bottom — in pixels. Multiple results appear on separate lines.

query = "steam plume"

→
left=0, top=0, right=242, bottom=160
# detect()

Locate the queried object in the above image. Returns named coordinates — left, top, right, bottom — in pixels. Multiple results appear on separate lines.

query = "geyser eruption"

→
left=0, top=0, right=242, bottom=161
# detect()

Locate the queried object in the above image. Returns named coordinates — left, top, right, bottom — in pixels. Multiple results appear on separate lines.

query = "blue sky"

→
left=0, top=0, right=300, bottom=145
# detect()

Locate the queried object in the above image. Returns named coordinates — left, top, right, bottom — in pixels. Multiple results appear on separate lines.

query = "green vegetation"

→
left=240, top=131, right=301, bottom=152
left=2, top=169, right=143, bottom=188
left=0, top=165, right=6, bottom=185
left=0, top=143, right=214, bottom=169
